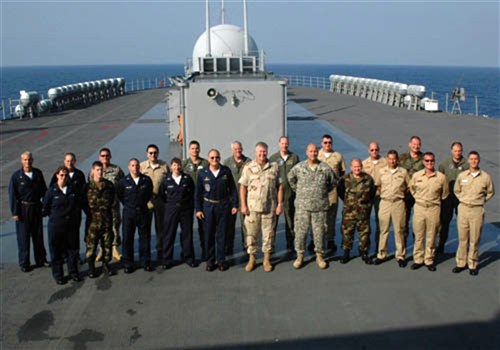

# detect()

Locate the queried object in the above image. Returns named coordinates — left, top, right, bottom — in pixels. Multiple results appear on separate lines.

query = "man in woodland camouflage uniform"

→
left=337, top=158, right=376, bottom=265
left=84, top=161, right=116, bottom=278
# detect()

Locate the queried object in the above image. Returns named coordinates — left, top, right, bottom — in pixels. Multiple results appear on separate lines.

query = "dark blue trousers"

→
left=162, top=206, right=194, bottom=263
left=202, top=202, right=229, bottom=266
left=122, top=210, right=151, bottom=268
left=48, top=219, right=79, bottom=281
left=16, top=203, right=47, bottom=268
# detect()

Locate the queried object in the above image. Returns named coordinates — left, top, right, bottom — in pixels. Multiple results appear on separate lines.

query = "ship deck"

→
left=0, top=87, right=498, bottom=349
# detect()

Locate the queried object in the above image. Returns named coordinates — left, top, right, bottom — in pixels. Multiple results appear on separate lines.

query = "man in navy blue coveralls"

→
left=8, top=151, right=49, bottom=272
left=117, top=158, right=153, bottom=273
left=195, top=149, right=238, bottom=271
left=159, top=157, right=196, bottom=269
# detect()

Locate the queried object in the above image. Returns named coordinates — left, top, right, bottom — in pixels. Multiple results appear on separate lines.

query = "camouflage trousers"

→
left=111, top=201, right=122, bottom=246
left=86, top=216, right=113, bottom=263
left=245, top=211, right=276, bottom=255
left=294, top=210, right=326, bottom=254
left=341, top=207, right=371, bottom=252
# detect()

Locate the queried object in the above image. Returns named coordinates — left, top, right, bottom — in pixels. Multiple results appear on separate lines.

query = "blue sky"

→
left=1, top=0, right=498, bottom=67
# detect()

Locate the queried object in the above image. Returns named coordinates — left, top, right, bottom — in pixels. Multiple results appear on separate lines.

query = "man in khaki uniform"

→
left=453, top=151, right=494, bottom=276
left=373, top=150, right=409, bottom=267
left=140, top=144, right=169, bottom=261
left=317, top=134, right=345, bottom=252
left=240, top=142, right=283, bottom=272
left=362, top=141, right=387, bottom=252
left=409, top=152, right=449, bottom=271
left=223, top=141, right=251, bottom=255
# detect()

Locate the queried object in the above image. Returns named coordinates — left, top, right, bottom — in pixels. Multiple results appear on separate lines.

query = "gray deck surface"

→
left=1, top=87, right=498, bottom=349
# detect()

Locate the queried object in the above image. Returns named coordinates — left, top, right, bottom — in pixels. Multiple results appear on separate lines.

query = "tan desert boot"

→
left=316, top=253, right=327, bottom=269
left=263, top=252, right=273, bottom=272
left=112, top=246, right=122, bottom=261
left=293, top=252, right=304, bottom=269
left=245, top=254, right=256, bottom=272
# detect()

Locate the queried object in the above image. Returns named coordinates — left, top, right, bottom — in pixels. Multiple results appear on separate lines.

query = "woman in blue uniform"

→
left=159, top=158, right=196, bottom=269
left=43, top=166, right=81, bottom=284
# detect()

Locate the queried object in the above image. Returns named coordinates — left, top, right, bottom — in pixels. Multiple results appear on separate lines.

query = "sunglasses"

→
left=322, top=141, right=332, bottom=144
left=210, top=156, right=220, bottom=160
left=100, top=154, right=110, bottom=158
left=370, top=149, right=379, bottom=152
left=148, top=151, right=158, bottom=155
left=423, top=159, right=435, bottom=162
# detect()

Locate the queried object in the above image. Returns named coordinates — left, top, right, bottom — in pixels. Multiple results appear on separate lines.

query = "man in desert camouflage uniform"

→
left=337, top=158, right=376, bottom=264
left=239, top=142, right=282, bottom=272
left=84, top=161, right=116, bottom=278
left=288, top=144, right=337, bottom=270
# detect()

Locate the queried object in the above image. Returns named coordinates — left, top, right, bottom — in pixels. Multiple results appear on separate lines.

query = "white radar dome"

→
left=192, top=24, right=259, bottom=72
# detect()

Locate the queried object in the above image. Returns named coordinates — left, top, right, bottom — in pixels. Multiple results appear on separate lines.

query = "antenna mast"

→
left=221, top=0, right=225, bottom=24
left=243, top=0, right=249, bottom=55
left=206, top=0, right=212, bottom=57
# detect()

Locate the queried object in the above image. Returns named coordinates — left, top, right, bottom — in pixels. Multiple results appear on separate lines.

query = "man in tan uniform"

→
left=409, top=152, right=448, bottom=271
left=240, top=142, right=283, bottom=272
left=453, top=151, right=494, bottom=276
left=373, top=150, right=409, bottom=267
left=140, top=144, right=169, bottom=261
left=362, top=141, right=387, bottom=253
left=317, top=134, right=345, bottom=252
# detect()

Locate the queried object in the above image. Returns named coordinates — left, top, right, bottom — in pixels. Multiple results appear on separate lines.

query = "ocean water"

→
left=1, top=64, right=498, bottom=118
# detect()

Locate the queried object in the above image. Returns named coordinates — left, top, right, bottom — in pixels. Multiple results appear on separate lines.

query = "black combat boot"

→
left=361, top=251, right=373, bottom=265
left=88, top=260, right=97, bottom=279
left=102, top=262, right=115, bottom=276
left=340, top=249, right=350, bottom=264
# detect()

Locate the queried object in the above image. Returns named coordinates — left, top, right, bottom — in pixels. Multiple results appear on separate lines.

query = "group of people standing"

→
left=8, top=134, right=494, bottom=284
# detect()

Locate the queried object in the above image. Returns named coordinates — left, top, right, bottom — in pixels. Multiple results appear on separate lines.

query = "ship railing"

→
left=124, top=77, right=171, bottom=93
left=278, top=74, right=486, bottom=118
left=278, top=75, right=331, bottom=90
left=1, top=77, right=171, bottom=120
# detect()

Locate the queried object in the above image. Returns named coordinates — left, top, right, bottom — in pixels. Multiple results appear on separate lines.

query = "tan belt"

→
left=381, top=198, right=403, bottom=203
left=415, top=201, right=439, bottom=208
left=460, top=203, right=483, bottom=208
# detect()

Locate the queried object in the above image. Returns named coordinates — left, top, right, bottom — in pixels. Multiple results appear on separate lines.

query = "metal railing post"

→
left=475, top=96, right=479, bottom=116
left=445, top=93, right=448, bottom=113
left=1, top=100, right=5, bottom=120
